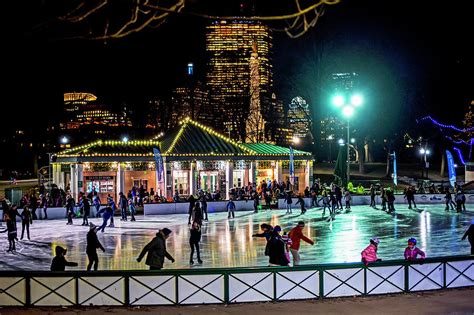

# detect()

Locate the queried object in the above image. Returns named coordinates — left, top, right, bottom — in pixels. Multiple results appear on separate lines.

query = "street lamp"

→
left=60, top=136, right=69, bottom=144
left=332, top=92, right=363, bottom=184
left=122, top=136, right=129, bottom=143
left=419, top=146, right=431, bottom=178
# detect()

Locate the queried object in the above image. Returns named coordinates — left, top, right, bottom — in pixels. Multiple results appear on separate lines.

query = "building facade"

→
left=53, top=119, right=313, bottom=202
left=206, top=20, right=273, bottom=141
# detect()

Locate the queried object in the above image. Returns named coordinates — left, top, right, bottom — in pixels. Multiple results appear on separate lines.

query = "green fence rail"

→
left=0, top=255, right=472, bottom=306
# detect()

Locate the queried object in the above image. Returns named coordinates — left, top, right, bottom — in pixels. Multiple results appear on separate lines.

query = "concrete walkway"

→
left=3, top=287, right=473, bottom=315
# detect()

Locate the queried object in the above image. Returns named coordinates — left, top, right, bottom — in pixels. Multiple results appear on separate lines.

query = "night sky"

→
left=15, top=0, right=473, bottom=139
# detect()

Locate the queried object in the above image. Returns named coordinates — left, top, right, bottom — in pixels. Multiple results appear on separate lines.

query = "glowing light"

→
left=350, top=94, right=363, bottom=106
left=338, top=139, right=344, bottom=145
left=453, top=147, right=466, bottom=165
left=419, top=148, right=425, bottom=154
left=332, top=95, right=345, bottom=107
left=292, top=136, right=300, bottom=144
left=122, top=136, right=129, bottom=143
left=342, top=105, right=354, bottom=117
left=350, top=138, right=356, bottom=144
left=61, top=136, right=69, bottom=144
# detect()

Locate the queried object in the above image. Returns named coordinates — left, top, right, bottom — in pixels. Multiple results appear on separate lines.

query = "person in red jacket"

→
left=288, top=221, right=314, bottom=266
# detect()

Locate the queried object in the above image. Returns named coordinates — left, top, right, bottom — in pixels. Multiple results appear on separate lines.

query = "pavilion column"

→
left=70, top=163, right=83, bottom=201
left=305, top=160, right=311, bottom=190
left=116, top=162, right=125, bottom=201
left=189, top=162, right=195, bottom=196
left=168, top=162, right=174, bottom=198
left=226, top=161, right=233, bottom=200
left=275, top=160, right=283, bottom=183
left=249, top=161, right=256, bottom=186
left=160, top=159, right=167, bottom=197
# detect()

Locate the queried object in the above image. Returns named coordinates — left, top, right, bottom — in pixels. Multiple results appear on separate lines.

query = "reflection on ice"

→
left=0, top=204, right=472, bottom=271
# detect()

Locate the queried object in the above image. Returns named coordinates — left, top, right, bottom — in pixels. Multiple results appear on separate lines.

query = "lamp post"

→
left=327, top=135, right=334, bottom=162
left=419, top=147, right=431, bottom=179
left=332, top=93, right=363, bottom=185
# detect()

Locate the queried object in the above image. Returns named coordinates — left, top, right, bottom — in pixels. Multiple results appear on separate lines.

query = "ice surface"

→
left=0, top=205, right=472, bottom=271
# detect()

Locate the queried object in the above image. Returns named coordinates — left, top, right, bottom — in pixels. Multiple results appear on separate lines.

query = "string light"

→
left=419, top=116, right=474, bottom=133
left=453, top=147, right=466, bottom=165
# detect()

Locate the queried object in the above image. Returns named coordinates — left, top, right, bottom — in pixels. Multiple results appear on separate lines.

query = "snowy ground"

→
left=0, top=204, right=472, bottom=271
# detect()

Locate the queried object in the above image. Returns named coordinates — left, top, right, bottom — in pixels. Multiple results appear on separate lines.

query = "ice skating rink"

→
left=1, top=204, right=472, bottom=271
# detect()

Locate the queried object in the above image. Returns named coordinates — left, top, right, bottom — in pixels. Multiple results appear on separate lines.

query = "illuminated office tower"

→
left=206, top=20, right=273, bottom=141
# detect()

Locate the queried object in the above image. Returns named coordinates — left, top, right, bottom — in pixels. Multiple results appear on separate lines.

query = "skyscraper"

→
left=288, top=96, right=312, bottom=140
left=206, top=20, right=273, bottom=141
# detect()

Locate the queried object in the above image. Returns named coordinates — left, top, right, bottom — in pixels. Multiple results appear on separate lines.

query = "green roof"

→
left=57, top=119, right=313, bottom=160
left=242, top=143, right=311, bottom=156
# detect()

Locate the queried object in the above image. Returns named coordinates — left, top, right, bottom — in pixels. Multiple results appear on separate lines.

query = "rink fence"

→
left=0, top=255, right=472, bottom=307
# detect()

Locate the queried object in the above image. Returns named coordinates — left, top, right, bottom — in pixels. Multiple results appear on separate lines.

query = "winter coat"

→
left=288, top=226, right=314, bottom=250
left=266, top=233, right=290, bottom=266
left=462, top=224, right=474, bottom=243
left=138, top=233, right=174, bottom=269
left=50, top=247, right=78, bottom=271
left=361, top=244, right=378, bottom=263
left=404, top=247, right=426, bottom=260
left=86, top=230, right=105, bottom=254
left=21, top=209, right=32, bottom=225
left=190, top=227, right=201, bottom=243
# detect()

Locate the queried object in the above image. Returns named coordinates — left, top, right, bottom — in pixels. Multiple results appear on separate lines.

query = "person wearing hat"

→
left=51, top=246, right=78, bottom=271
left=361, top=237, right=382, bottom=266
left=461, top=219, right=474, bottom=254
left=86, top=223, right=105, bottom=271
left=404, top=238, right=425, bottom=261
left=137, top=228, right=175, bottom=270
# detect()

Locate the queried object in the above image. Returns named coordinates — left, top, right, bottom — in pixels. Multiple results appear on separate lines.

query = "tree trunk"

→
left=358, top=147, right=365, bottom=174
left=440, top=150, right=446, bottom=177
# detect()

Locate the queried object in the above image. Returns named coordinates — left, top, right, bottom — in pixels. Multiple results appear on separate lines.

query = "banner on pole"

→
left=446, top=150, right=456, bottom=188
left=289, top=146, right=294, bottom=185
left=392, top=151, right=397, bottom=186
left=153, top=147, right=164, bottom=182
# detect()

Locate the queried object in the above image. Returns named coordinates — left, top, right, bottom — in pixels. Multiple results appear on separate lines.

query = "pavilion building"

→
left=53, top=119, right=313, bottom=201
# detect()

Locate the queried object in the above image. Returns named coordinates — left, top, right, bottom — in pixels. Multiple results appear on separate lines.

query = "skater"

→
left=1, top=213, right=17, bottom=252
left=51, top=246, right=78, bottom=271
left=444, top=187, right=456, bottom=211
left=455, top=192, right=463, bottom=212
left=405, top=186, right=417, bottom=209
left=461, top=219, right=474, bottom=254
left=344, top=189, right=352, bottom=211
left=253, top=192, right=259, bottom=213
left=288, top=221, right=314, bottom=266
left=137, top=228, right=175, bottom=270
left=266, top=225, right=290, bottom=266
left=40, top=194, right=48, bottom=219
left=281, top=231, right=292, bottom=264
left=192, top=202, right=203, bottom=226
left=86, top=223, right=105, bottom=271
left=335, top=185, right=343, bottom=210
left=81, top=195, right=90, bottom=226
left=20, top=206, right=32, bottom=240
left=189, top=221, right=202, bottom=265
left=369, top=184, right=376, bottom=208
left=29, top=193, right=38, bottom=220
left=106, top=194, right=116, bottom=227
left=329, top=191, right=337, bottom=219
left=387, top=188, right=396, bottom=213
left=295, top=194, right=306, bottom=214
left=285, top=191, right=293, bottom=214
left=200, top=193, right=208, bottom=221
left=252, top=223, right=273, bottom=242
left=129, top=197, right=136, bottom=221
left=404, top=238, right=426, bottom=261
left=98, top=206, right=113, bottom=233
left=65, top=195, right=75, bottom=225
left=93, top=194, right=101, bottom=217
left=119, top=192, right=128, bottom=221
left=381, top=188, right=387, bottom=211
left=361, top=237, right=382, bottom=266
left=187, top=194, right=197, bottom=224
left=226, top=198, right=236, bottom=219
left=321, top=190, right=330, bottom=217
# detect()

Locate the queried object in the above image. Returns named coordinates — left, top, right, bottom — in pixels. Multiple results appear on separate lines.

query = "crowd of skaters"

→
left=0, top=178, right=473, bottom=271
